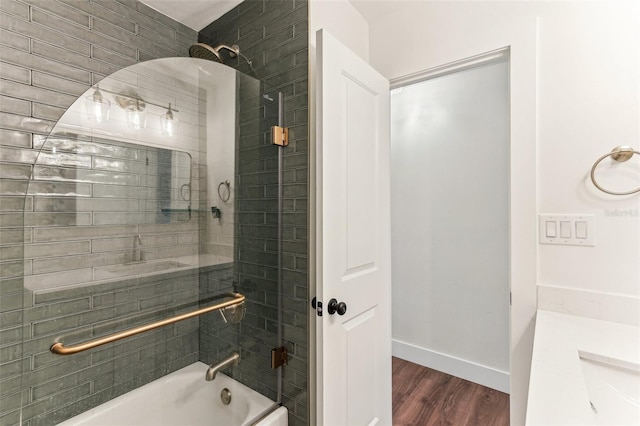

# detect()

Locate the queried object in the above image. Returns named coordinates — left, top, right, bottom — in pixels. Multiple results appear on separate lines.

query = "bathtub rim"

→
left=247, top=404, right=287, bottom=426
left=56, top=361, right=286, bottom=426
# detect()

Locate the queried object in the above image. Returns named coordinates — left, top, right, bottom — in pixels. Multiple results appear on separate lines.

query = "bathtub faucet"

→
left=205, top=352, right=240, bottom=381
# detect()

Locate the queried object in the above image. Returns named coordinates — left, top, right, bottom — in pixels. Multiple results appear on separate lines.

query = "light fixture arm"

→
left=90, top=86, right=179, bottom=113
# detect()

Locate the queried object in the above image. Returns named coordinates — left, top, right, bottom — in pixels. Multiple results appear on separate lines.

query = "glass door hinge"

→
left=271, top=346, right=288, bottom=369
left=271, top=125, right=289, bottom=147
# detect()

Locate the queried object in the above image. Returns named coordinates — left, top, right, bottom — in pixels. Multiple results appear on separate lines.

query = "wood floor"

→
left=392, top=357, right=510, bottom=426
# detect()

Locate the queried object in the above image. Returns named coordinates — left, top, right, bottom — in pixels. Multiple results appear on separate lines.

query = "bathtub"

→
left=58, top=362, right=288, bottom=426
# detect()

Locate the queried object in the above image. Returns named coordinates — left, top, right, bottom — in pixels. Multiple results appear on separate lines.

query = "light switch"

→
left=539, top=214, right=595, bottom=246
left=575, top=221, right=588, bottom=239
left=560, top=221, right=572, bottom=239
left=545, top=221, right=557, bottom=238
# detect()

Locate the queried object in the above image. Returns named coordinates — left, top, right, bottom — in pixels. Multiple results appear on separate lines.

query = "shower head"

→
left=189, top=43, right=240, bottom=64
left=189, top=43, right=222, bottom=62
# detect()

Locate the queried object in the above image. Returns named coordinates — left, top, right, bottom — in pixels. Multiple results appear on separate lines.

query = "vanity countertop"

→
left=526, top=309, right=640, bottom=425
left=26, top=254, right=233, bottom=293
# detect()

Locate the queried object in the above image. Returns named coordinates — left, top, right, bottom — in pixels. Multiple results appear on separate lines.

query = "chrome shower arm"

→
left=214, top=44, right=239, bottom=57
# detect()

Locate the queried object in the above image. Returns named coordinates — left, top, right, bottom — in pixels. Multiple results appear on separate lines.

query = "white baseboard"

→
left=392, top=339, right=510, bottom=393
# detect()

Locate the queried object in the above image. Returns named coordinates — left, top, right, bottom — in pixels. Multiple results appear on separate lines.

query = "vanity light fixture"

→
left=116, top=94, right=147, bottom=130
left=84, top=85, right=111, bottom=123
left=125, top=99, right=147, bottom=130
left=87, top=87, right=179, bottom=134
left=160, top=103, right=179, bottom=136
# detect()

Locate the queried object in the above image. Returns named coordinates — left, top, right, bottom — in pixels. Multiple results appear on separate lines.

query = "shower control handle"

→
left=327, top=298, right=347, bottom=316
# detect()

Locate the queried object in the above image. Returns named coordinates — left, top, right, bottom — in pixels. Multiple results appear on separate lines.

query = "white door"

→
left=315, top=29, right=392, bottom=426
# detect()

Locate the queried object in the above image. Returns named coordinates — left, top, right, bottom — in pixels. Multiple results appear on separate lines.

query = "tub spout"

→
left=205, top=352, right=240, bottom=381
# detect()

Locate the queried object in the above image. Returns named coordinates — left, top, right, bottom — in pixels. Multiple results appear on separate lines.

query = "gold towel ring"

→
left=590, top=146, right=640, bottom=195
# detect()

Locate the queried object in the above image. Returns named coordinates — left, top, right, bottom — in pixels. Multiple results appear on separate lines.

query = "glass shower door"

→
left=14, top=57, right=284, bottom=426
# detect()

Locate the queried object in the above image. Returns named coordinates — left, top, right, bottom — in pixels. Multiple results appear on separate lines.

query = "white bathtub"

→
left=58, top=362, right=288, bottom=426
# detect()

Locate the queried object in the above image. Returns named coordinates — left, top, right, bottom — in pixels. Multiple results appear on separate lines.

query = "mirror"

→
left=23, top=57, right=273, bottom=291
left=33, top=132, right=192, bottom=224
left=23, top=57, right=280, bottom=295
left=27, top=57, right=219, bottom=226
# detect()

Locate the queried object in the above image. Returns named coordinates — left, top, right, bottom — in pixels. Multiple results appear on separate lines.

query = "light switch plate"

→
left=539, top=214, right=595, bottom=246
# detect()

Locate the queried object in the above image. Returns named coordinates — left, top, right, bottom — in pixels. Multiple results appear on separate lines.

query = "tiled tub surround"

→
left=13, top=264, right=235, bottom=426
left=0, top=0, right=310, bottom=425
left=199, top=72, right=282, bottom=402
left=0, top=1, right=202, bottom=424
left=2, top=54, right=254, bottom=424
left=198, top=2, right=310, bottom=424
left=527, top=310, right=640, bottom=425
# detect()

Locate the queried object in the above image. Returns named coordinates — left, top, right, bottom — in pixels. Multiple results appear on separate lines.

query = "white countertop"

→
left=26, top=254, right=233, bottom=293
left=526, top=310, right=640, bottom=425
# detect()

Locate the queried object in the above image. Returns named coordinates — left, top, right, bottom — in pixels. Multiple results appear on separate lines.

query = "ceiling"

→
left=139, top=0, right=403, bottom=33
left=139, top=0, right=244, bottom=31
left=349, top=1, right=408, bottom=25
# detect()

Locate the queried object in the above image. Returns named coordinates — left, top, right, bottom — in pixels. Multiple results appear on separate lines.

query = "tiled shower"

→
left=0, top=1, right=309, bottom=425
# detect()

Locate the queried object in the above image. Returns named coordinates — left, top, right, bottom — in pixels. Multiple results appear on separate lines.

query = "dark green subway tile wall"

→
left=198, top=1, right=309, bottom=425
left=0, top=1, right=198, bottom=424
left=0, top=0, right=309, bottom=425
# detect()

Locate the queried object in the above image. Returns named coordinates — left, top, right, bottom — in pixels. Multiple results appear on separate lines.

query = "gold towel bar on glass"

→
left=50, top=293, right=245, bottom=356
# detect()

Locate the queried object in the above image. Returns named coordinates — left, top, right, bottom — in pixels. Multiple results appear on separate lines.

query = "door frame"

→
left=310, top=13, right=538, bottom=425
left=389, top=47, right=511, bottom=393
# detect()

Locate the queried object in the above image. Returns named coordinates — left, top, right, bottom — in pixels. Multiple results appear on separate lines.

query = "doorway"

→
left=389, top=50, right=511, bottom=422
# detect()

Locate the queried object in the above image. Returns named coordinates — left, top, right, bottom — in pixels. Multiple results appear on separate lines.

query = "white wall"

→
left=535, top=2, right=640, bottom=323
left=365, top=1, right=640, bottom=424
left=390, top=59, right=510, bottom=392
left=309, top=0, right=369, bottom=63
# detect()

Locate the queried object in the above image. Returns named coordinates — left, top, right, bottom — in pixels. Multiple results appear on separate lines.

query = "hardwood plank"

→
left=392, top=357, right=509, bottom=426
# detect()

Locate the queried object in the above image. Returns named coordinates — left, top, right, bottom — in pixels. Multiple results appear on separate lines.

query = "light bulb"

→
left=126, top=99, right=146, bottom=130
left=84, top=86, right=110, bottom=122
left=160, top=103, right=179, bottom=136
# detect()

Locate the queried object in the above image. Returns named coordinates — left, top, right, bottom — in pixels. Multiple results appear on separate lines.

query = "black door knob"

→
left=327, top=298, right=347, bottom=315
